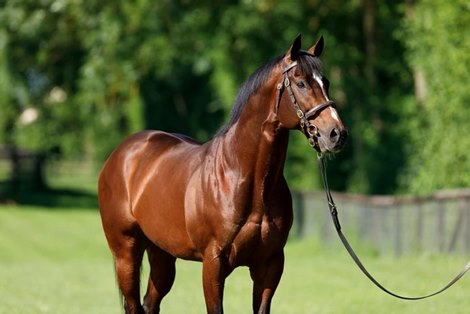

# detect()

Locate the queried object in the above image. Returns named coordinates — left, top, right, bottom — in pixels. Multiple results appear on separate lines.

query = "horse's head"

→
left=277, top=35, right=347, bottom=154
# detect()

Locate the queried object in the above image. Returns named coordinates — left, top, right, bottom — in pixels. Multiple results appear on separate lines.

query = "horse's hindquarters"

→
left=99, top=131, right=203, bottom=261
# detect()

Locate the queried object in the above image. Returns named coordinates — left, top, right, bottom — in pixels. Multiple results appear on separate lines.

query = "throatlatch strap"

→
left=317, top=155, right=470, bottom=300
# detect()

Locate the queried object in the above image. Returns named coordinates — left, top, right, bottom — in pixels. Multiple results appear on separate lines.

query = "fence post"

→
left=415, top=203, right=424, bottom=253
left=448, top=202, right=465, bottom=253
left=293, top=191, right=305, bottom=238
left=436, top=200, right=446, bottom=252
left=394, top=206, right=403, bottom=256
left=465, top=197, right=470, bottom=253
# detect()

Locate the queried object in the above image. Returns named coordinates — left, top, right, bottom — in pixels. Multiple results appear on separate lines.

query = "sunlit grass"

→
left=1, top=205, right=469, bottom=313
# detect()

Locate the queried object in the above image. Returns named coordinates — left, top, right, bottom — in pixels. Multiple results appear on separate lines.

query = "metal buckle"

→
left=307, top=124, right=318, bottom=137
left=308, top=137, right=316, bottom=147
left=284, top=77, right=290, bottom=87
left=296, top=110, right=304, bottom=119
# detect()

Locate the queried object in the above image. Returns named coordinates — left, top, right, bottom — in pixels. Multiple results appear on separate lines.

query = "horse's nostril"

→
left=330, top=128, right=339, bottom=141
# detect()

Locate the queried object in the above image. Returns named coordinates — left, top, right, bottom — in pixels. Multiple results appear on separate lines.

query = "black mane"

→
left=215, top=51, right=323, bottom=137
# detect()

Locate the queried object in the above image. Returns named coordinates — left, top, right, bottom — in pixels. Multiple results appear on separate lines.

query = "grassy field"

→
left=1, top=205, right=470, bottom=314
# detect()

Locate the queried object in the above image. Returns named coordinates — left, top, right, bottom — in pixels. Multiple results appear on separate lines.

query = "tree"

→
left=400, top=0, right=470, bottom=193
left=0, top=0, right=93, bottom=188
left=2, top=0, right=460, bottom=196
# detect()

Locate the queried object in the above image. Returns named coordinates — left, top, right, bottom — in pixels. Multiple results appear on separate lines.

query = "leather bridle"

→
left=275, top=60, right=336, bottom=151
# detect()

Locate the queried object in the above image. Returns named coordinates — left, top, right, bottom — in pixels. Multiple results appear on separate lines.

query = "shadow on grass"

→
left=0, top=180, right=98, bottom=209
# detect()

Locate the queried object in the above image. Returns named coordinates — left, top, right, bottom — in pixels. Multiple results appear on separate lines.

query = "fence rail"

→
left=293, top=189, right=470, bottom=255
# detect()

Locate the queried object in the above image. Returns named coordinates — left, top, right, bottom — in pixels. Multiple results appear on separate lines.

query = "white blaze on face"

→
left=329, top=106, right=340, bottom=122
left=313, top=73, right=329, bottom=101
left=313, top=73, right=341, bottom=123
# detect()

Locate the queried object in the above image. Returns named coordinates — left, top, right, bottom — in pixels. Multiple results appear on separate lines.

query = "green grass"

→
left=1, top=205, right=470, bottom=314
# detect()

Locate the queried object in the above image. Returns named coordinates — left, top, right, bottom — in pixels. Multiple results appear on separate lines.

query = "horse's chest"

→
left=230, top=216, right=287, bottom=266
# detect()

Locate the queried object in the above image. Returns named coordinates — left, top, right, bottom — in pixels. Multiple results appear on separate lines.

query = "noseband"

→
left=275, top=61, right=336, bottom=150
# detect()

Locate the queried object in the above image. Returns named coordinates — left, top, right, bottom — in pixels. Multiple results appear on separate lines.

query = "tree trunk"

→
left=7, top=146, right=20, bottom=195
left=362, top=0, right=376, bottom=88
left=405, top=0, right=427, bottom=108
left=33, top=153, right=47, bottom=191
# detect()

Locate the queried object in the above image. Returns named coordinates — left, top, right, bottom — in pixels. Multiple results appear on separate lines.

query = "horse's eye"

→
left=296, top=81, right=306, bottom=89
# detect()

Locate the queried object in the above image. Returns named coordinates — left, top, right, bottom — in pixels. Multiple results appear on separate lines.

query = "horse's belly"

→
left=135, top=204, right=202, bottom=260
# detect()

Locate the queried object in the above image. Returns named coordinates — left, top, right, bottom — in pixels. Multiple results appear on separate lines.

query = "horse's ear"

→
left=308, top=35, right=324, bottom=57
left=286, top=34, right=302, bottom=61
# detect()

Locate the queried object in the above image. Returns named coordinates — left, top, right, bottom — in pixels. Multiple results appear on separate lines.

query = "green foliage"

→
left=0, top=0, right=468, bottom=194
left=0, top=0, right=86, bottom=156
left=400, top=0, right=470, bottom=193
left=0, top=30, right=14, bottom=144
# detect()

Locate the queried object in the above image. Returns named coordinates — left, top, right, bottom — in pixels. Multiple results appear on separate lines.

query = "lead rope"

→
left=317, top=154, right=470, bottom=300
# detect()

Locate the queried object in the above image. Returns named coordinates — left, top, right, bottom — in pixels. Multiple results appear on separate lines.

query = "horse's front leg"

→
left=202, top=243, right=228, bottom=314
left=250, top=251, right=285, bottom=314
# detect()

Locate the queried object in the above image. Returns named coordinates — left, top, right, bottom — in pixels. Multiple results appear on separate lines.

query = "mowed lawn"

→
left=1, top=205, right=469, bottom=314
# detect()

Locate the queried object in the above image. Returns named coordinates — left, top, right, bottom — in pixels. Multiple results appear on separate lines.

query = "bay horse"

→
left=98, top=34, right=347, bottom=314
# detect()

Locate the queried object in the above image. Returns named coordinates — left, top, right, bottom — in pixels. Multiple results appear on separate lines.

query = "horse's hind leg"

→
left=108, top=227, right=147, bottom=314
left=143, top=243, right=176, bottom=314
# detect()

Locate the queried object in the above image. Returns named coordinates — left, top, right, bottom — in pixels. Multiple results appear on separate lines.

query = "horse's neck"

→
left=216, top=92, right=289, bottom=194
